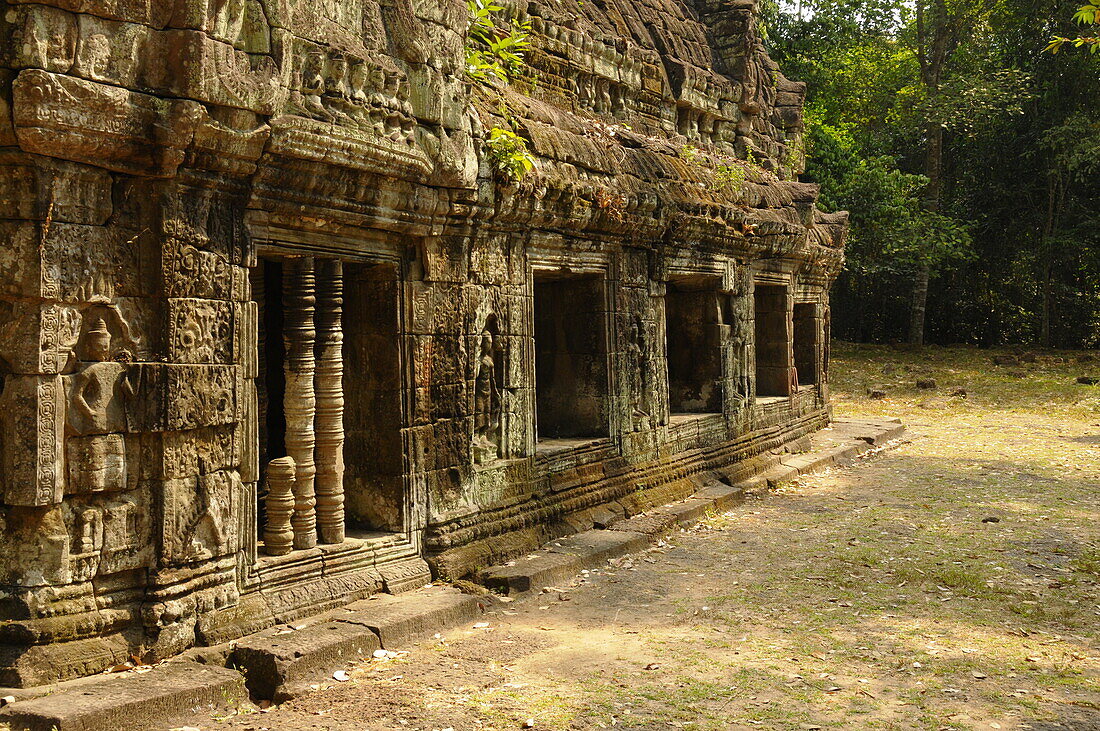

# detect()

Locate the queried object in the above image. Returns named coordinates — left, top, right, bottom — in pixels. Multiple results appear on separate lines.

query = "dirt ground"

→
left=194, top=344, right=1100, bottom=731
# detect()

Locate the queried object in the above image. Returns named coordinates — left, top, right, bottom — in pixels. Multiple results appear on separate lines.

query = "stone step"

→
left=233, top=619, right=381, bottom=702
left=477, top=419, right=906, bottom=598
left=481, top=529, right=649, bottom=595
left=0, top=662, right=245, bottom=731
left=339, top=591, right=483, bottom=649
left=231, top=588, right=482, bottom=702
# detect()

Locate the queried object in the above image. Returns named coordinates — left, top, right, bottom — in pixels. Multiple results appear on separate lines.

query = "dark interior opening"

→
left=754, top=284, right=791, bottom=398
left=253, top=259, right=286, bottom=538
left=254, top=258, right=405, bottom=544
left=261, top=259, right=287, bottom=462
left=533, top=272, right=609, bottom=440
left=793, top=303, right=819, bottom=387
left=666, top=275, right=723, bottom=414
left=343, top=262, right=404, bottom=533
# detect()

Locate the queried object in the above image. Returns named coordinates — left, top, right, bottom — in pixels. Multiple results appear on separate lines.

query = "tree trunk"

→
left=910, top=0, right=954, bottom=346
left=909, top=261, right=931, bottom=346
left=1039, top=172, right=1061, bottom=348
left=909, top=123, right=943, bottom=345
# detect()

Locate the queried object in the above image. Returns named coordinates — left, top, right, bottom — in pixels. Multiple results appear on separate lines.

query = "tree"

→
left=766, top=0, right=1100, bottom=348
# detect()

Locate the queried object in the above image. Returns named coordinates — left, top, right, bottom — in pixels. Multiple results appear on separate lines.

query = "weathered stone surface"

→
left=12, top=70, right=202, bottom=177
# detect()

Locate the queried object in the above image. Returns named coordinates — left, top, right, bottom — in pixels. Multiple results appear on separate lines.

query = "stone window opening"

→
left=753, top=283, right=793, bottom=400
left=793, top=303, right=820, bottom=387
left=533, top=271, right=610, bottom=450
left=665, top=275, right=723, bottom=416
left=252, top=257, right=404, bottom=558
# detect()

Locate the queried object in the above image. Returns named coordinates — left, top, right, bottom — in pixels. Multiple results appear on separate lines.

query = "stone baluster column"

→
left=283, top=258, right=318, bottom=550
left=314, top=259, right=345, bottom=544
left=263, top=456, right=296, bottom=556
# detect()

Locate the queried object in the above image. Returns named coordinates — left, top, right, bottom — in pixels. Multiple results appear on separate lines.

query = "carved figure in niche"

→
left=347, top=60, right=370, bottom=128
left=368, top=67, right=388, bottom=136
left=473, top=329, right=501, bottom=464
left=384, top=72, right=404, bottom=142
left=66, top=318, right=133, bottom=494
left=723, top=289, right=752, bottom=409
left=68, top=318, right=132, bottom=435
left=300, top=51, right=333, bottom=121
left=627, top=315, right=653, bottom=430
left=611, top=85, right=628, bottom=118
left=73, top=508, right=101, bottom=555
left=397, top=83, right=415, bottom=146
left=578, top=75, right=593, bottom=110
left=595, top=78, right=611, bottom=114
left=323, top=52, right=355, bottom=125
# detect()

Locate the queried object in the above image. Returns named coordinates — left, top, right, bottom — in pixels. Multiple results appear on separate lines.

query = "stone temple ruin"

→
left=0, top=0, right=846, bottom=686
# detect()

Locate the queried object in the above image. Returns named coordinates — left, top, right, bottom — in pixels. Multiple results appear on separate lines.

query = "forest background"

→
left=763, top=0, right=1100, bottom=347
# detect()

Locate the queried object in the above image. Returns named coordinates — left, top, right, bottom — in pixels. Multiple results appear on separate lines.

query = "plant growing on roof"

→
left=485, top=127, right=536, bottom=182
left=679, top=145, right=761, bottom=196
left=465, top=0, right=532, bottom=83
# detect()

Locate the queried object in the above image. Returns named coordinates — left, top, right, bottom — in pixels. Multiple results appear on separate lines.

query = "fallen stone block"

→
left=482, top=552, right=584, bottom=596
left=610, top=511, right=679, bottom=535
left=692, top=483, right=745, bottom=512
left=660, top=497, right=718, bottom=527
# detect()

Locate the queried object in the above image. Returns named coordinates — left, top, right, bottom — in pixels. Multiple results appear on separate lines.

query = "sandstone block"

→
left=13, top=70, right=202, bottom=177
left=233, top=621, right=381, bottom=701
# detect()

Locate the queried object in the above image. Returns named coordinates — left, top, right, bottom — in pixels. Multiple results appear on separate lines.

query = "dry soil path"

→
left=197, top=411, right=1100, bottom=731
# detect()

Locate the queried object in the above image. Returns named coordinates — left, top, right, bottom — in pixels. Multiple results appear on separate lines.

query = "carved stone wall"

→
left=0, top=0, right=845, bottom=686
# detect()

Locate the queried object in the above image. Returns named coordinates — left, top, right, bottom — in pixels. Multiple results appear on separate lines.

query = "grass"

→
left=464, top=343, right=1100, bottom=730
left=830, top=340, right=1100, bottom=422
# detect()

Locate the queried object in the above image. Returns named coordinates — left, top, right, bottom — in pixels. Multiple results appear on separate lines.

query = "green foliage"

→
left=465, top=0, right=532, bottom=83
left=485, top=127, right=535, bottom=182
left=1047, top=0, right=1100, bottom=52
left=890, top=69, right=1031, bottom=136
left=833, top=153, right=972, bottom=274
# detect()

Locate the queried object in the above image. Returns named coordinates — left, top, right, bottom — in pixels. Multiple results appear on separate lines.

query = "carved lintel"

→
left=314, top=259, right=345, bottom=545
left=263, top=456, right=296, bottom=556
left=283, top=258, right=317, bottom=550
